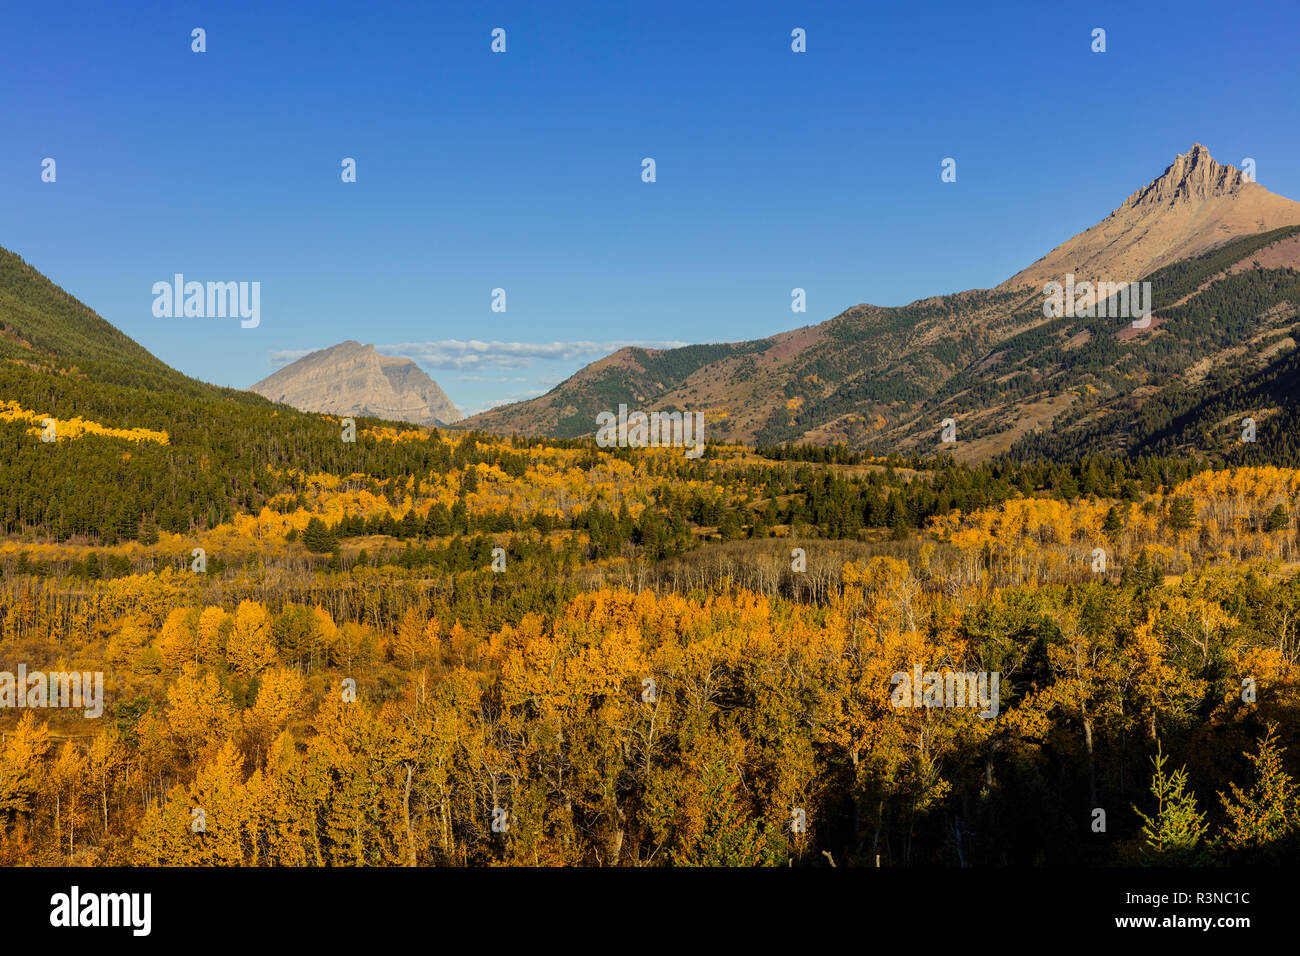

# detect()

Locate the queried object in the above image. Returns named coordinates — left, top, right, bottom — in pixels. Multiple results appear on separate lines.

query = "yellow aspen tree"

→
left=85, top=728, right=123, bottom=837
left=245, top=666, right=307, bottom=765
left=157, top=607, right=199, bottom=672
left=227, top=599, right=277, bottom=677
left=186, top=739, right=257, bottom=865
left=166, top=665, right=238, bottom=764
left=131, top=783, right=194, bottom=865
left=393, top=607, right=425, bottom=669
left=196, top=606, right=230, bottom=664
left=255, top=730, right=322, bottom=866
left=48, top=742, right=87, bottom=862
left=106, top=615, right=150, bottom=670
left=134, top=740, right=255, bottom=865
left=310, top=605, right=340, bottom=670
left=0, top=712, right=51, bottom=818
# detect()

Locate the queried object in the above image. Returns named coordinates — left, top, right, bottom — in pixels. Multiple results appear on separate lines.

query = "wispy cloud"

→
left=268, top=348, right=315, bottom=366
left=459, top=387, right=554, bottom=417
left=264, top=341, right=683, bottom=418
left=448, top=374, right=532, bottom=383
left=269, top=339, right=686, bottom=371
left=376, top=339, right=689, bottom=370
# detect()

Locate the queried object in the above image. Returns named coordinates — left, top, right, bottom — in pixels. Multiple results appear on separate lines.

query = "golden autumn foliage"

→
left=0, top=399, right=169, bottom=444
left=0, top=463, right=1297, bottom=867
left=226, top=600, right=276, bottom=677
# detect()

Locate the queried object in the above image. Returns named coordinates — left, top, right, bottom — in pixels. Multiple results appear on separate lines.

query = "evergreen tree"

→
left=1217, top=725, right=1300, bottom=862
left=1133, top=741, right=1208, bottom=865
left=302, top=517, right=337, bottom=554
left=1168, top=497, right=1196, bottom=532
left=1102, top=506, right=1123, bottom=540
left=139, top=515, right=160, bottom=546
left=1266, top=504, right=1289, bottom=533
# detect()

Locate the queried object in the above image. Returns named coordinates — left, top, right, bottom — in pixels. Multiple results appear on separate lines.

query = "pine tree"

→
left=1102, top=505, right=1123, bottom=540
left=1168, top=496, right=1196, bottom=532
left=1217, top=724, right=1300, bottom=861
left=139, top=515, right=160, bottom=546
left=1133, top=741, right=1208, bottom=865
left=302, top=517, right=337, bottom=554
left=1266, top=504, right=1289, bottom=533
left=718, top=510, right=744, bottom=542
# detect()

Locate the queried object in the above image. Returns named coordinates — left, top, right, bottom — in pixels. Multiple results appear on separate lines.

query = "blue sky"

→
left=3, top=0, right=1298, bottom=415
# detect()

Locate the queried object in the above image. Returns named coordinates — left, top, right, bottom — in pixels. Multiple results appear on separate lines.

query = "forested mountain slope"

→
left=463, top=147, right=1300, bottom=464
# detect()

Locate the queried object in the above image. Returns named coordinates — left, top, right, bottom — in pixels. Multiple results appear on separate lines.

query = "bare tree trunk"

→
left=1083, top=716, right=1097, bottom=806
left=402, top=763, right=417, bottom=866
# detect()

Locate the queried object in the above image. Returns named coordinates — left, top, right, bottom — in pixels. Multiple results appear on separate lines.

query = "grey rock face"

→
left=252, top=341, right=462, bottom=426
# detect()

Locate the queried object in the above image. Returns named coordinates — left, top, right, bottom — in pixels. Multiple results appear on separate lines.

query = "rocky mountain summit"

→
left=1000, top=143, right=1300, bottom=291
left=1121, top=142, right=1248, bottom=208
left=252, top=341, right=461, bottom=426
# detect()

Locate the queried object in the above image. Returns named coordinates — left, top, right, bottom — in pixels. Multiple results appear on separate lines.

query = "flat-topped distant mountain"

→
left=462, top=144, right=1300, bottom=461
left=252, top=341, right=462, bottom=427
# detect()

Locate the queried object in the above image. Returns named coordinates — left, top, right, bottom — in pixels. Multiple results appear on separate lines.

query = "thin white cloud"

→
left=460, top=387, right=553, bottom=417
left=268, top=348, right=315, bottom=366
left=376, top=339, right=689, bottom=370
left=448, top=374, right=532, bottom=383
left=268, top=339, right=687, bottom=371
left=265, top=340, right=688, bottom=418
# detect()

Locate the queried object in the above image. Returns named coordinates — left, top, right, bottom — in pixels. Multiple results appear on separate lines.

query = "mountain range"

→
left=461, top=144, right=1300, bottom=461
left=2, top=143, right=1300, bottom=470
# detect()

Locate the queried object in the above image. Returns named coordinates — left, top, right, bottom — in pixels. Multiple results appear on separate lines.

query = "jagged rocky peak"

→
left=1120, top=143, right=1249, bottom=210
left=998, top=142, right=1300, bottom=291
